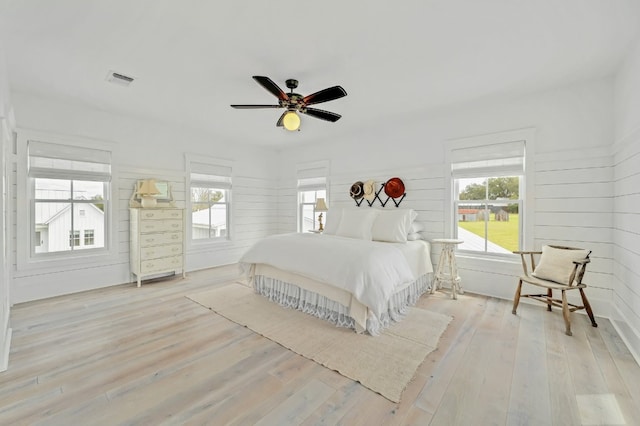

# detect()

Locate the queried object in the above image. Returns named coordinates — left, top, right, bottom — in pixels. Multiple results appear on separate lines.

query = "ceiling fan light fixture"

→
left=283, top=111, right=300, bottom=131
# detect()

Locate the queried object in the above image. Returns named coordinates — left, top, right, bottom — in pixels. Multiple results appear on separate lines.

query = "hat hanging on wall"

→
left=363, top=180, right=376, bottom=201
left=384, top=177, right=405, bottom=199
left=350, top=181, right=364, bottom=199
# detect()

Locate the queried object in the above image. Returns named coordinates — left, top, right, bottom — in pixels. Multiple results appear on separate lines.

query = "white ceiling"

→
left=1, top=0, right=639, bottom=147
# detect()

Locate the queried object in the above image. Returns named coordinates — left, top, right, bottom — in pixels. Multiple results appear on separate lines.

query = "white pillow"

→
left=407, top=232, right=423, bottom=241
left=532, top=245, right=591, bottom=284
left=335, top=209, right=378, bottom=240
left=409, top=222, right=424, bottom=233
left=371, top=209, right=418, bottom=243
left=322, top=207, right=342, bottom=235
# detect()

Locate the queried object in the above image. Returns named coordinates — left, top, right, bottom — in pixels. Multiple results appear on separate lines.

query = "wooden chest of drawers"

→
left=130, top=208, right=186, bottom=287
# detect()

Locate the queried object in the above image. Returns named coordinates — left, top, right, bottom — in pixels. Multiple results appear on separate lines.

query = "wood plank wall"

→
left=10, top=162, right=278, bottom=303
left=276, top=147, right=617, bottom=317
left=612, top=127, right=640, bottom=361
left=534, top=147, right=614, bottom=313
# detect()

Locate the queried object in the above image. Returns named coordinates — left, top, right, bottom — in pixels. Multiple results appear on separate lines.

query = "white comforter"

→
left=239, top=233, right=429, bottom=318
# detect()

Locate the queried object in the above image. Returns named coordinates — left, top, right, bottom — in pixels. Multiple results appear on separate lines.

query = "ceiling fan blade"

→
left=302, top=108, right=342, bottom=122
left=302, top=86, right=347, bottom=106
left=276, top=111, right=286, bottom=127
left=230, top=104, right=281, bottom=109
left=252, top=76, right=289, bottom=101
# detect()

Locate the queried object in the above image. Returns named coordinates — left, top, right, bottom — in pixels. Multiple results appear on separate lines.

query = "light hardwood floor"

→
left=1, top=265, right=639, bottom=425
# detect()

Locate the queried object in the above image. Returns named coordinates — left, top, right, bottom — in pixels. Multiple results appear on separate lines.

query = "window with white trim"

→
left=451, top=139, right=526, bottom=255
left=28, top=140, right=110, bottom=256
left=187, top=157, right=232, bottom=242
left=84, top=229, right=95, bottom=246
left=296, top=161, right=329, bottom=233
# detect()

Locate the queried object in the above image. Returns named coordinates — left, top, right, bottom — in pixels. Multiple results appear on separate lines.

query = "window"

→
left=187, top=156, right=232, bottom=242
left=69, top=230, right=80, bottom=247
left=84, top=229, right=95, bottom=246
left=450, top=136, right=530, bottom=256
left=28, top=140, right=110, bottom=256
left=297, top=160, right=329, bottom=233
left=298, top=187, right=326, bottom=233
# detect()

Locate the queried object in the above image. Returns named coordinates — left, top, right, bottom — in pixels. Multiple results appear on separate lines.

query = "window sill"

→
left=457, top=252, right=520, bottom=265
left=187, top=238, right=233, bottom=253
left=15, top=248, right=121, bottom=277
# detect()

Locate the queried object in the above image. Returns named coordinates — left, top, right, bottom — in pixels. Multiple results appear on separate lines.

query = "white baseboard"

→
left=610, top=306, right=640, bottom=367
left=0, top=327, right=12, bottom=372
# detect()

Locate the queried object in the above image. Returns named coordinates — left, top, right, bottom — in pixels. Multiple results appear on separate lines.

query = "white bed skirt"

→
left=251, top=267, right=432, bottom=335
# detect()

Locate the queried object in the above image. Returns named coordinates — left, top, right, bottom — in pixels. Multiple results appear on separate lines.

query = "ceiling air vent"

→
left=106, top=70, right=135, bottom=87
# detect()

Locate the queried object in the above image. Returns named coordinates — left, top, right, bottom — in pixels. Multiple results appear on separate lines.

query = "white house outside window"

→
left=28, top=140, right=110, bottom=256
left=451, top=139, right=526, bottom=256
left=187, top=158, right=232, bottom=242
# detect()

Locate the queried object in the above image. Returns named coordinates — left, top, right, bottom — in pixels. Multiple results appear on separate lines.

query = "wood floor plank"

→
left=588, top=319, right=640, bottom=424
left=543, top=307, right=582, bottom=425
left=255, top=378, right=335, bottom=425
left=507, top=303, right=552, bottom=425
left=1, top=265, right=639, bottom=425
left=413, top=294, right=488, bottom=415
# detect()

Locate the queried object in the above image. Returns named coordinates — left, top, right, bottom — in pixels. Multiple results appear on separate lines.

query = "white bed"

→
left=240, top=221, right=433, bottom=335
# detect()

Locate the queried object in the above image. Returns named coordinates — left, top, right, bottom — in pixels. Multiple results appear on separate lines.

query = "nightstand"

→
left=430, top=239, right=464, bottom=299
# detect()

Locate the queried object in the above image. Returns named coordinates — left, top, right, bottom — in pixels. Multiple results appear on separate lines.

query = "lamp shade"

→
left=139, top=179, right=160, bottom=196
left=283, top=111, right=301, bottom=131
left=314, top=198, right=328, bottom=212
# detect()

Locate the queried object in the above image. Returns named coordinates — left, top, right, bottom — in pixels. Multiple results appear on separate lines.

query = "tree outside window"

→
left=455, top=176, right=521, bottom=253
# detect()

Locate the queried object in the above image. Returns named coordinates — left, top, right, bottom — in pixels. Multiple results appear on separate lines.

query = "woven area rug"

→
left=186, top=283, right=452, bottom=403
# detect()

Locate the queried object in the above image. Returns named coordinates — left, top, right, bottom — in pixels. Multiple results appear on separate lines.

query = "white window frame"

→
left=84, top=229, right=95, bottom=246
left=16, top=129, right=117, bottom=272
left=296, top=160, right=329, bottom=233
left=445, top=128, right=535, bottom=258
left=298, top=188, right=327, bottom=233
left=185, top=154, right=232, bottom=248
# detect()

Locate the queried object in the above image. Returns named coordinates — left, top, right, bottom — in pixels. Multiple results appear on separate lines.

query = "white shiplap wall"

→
left=612, top=128, right=640, bottom=361
left=12, top=162, right=278, bottom=303
left=277, top=164, right=445, bottom=240
left=533, top=147, right=614, bottom=315
left=612, top=36, right=640, bottom=363
left=9, top=93, right=280, bottom=303
left=277, top=100, right=617, bottom=322
left=276, top=146, right=616, bottom=317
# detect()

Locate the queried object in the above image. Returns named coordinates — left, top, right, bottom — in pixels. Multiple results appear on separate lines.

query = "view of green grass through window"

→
left=455, top=176, right=521, bottom=253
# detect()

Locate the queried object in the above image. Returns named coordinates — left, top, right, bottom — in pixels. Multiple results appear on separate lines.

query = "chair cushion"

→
left=532, top=245, right=590, bottom=285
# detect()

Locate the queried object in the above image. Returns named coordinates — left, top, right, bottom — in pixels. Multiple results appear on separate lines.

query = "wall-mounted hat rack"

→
left=353, top=181, right=406, bottom=208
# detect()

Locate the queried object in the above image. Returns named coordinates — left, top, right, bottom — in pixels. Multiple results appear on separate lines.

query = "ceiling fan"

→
left=230, top=76, right=347, bottom=131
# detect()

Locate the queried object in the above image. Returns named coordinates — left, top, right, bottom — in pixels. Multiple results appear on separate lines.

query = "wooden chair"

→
left=512, top=246, right=597, bottom=336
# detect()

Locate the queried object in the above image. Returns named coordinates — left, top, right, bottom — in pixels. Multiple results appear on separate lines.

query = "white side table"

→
left=431, top=239, right=464, bottom=300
